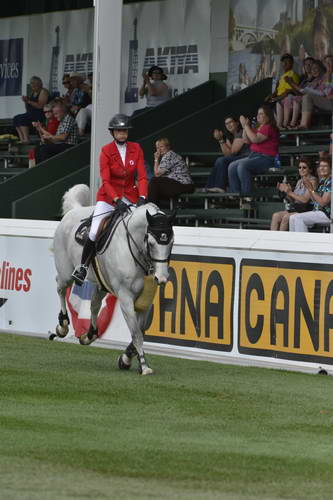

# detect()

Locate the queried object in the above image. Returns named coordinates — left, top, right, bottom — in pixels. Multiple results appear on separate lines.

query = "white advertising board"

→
left=1, top=219, right=333, bottom=375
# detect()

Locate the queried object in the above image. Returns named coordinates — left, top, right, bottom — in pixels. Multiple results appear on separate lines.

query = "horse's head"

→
left=145, top=209, right=175, bottom=284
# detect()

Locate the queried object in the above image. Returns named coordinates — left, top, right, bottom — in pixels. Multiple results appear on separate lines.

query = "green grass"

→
left=1, top=333, right=333, bottom=500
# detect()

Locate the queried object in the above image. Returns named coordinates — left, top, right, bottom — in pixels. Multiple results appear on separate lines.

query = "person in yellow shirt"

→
left=265, top=53, right=300, bottom=129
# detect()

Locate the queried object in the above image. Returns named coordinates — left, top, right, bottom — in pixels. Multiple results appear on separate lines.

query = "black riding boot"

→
left=72, top=237, right=96, bottom=286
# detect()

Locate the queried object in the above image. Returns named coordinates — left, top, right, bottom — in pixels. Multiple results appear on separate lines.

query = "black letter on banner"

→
left=205, top=271, right=224, bottom=339
left=270, top=275, right=289, bottom=346
left=159, top=267, right=177, bottom=333
left=324, top=280, right=333, bottom=351
left=180, top=269, right=202, bottom=336
left=294, top=278, right=320, bottom=350
left=245, top=273, right=264, bottom=344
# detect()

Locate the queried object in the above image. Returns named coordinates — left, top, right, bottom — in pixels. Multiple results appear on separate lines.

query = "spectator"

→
left=270, top=157, right=317, bottom=231
left=75, top=80, right=93, bottom=136
left=285, top=59, right=328, bottom=129
left=32, top=102, right=59, bottom=137
left=228, top=105, right=279, bottom=196
left=282, top=57, right=314, bottom=129
left=136, top=66, right=170, bottom=115
left=148, top=138, right=194, bottom=205
left=205, top=116, right=250, bottom=193
left=323, top=54, right=333, bottom=83
left=61, top=74, right=71, bottom=95
left=63, top=73, right=84, bottom=113
left=35, top=101, right=79, bottom=164
left=289, top=158, right=331, bottom=232
left=13, top=76, right=49, bottom=143
left=265, top=54, right=300, bottom=129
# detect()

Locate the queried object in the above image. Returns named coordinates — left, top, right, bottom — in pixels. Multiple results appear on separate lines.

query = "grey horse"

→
left=52, top=184, right=174, bottom=375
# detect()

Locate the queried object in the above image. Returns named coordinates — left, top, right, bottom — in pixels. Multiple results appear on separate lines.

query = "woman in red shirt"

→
left=72, top=114, right=148, bottom=285
left=228, top=105, right=279, bottom=195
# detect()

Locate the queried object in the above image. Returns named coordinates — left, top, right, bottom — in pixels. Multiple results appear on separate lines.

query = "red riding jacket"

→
left=96, top=141, right=148, bottom=204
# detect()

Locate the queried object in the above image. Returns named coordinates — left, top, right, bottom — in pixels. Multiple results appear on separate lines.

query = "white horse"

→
left=52, top=184, right=175, bottom=375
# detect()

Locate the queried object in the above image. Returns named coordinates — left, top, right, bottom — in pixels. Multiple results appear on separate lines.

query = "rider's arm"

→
left=100, top=149, right=118, bottom=202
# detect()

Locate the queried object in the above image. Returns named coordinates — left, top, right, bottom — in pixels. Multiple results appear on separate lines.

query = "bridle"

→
left=123, top=211, right=173, bottom=275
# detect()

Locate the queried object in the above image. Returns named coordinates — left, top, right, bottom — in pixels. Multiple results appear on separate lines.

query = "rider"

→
left=72, top=113, right=148, bottom=285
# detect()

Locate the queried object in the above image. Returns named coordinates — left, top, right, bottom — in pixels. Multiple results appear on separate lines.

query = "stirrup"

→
left=72, top=265, right=88, bottom=286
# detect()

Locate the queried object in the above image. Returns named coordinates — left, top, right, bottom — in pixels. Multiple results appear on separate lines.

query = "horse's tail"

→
left=62, top=184, right=90, bottom=215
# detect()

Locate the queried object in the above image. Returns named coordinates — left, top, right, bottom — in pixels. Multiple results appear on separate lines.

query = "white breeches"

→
left=89, top=198, right=131, bottom=241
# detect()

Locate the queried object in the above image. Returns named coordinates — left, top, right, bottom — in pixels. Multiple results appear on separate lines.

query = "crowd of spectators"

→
left=8, top=57, right=333, bottom=233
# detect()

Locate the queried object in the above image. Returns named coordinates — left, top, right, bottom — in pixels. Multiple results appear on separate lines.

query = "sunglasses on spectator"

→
left=298, top=166, right=308, bottom=169
left=44, top=109, right=52, bottom=113
left=62, top=80, right=70, bottom=84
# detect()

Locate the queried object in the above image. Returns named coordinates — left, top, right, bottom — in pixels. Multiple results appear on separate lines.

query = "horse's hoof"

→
left=141, top=367, right=153, bottom=376
left=118, top=354, right=131, bottom=370
left=79, top=332, right=98, bottom=345
left=49, top=333, right=57, bottom=341
left=55, top=324, right=68, bottom=338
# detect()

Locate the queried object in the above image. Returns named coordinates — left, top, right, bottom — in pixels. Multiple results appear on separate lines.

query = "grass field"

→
left=1, top=333, right=333, bottom=500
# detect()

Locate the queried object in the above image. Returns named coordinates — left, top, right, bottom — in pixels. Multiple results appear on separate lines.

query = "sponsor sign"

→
left=239, top=259, right=333, bottom=364
left=145, top=255, right=235, bottom=351
left=0, top=38, right=23, bottom=96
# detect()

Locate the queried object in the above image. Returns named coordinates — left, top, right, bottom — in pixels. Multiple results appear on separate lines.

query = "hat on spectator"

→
left=148, top=65, right=167, bottom=80
left=70, top=72, right=84, bottom=81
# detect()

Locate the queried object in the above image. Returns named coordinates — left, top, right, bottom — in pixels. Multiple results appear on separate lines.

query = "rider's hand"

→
left=137, top=196, right=147, bottom=207
left=115, top=199, right=129, bottom=214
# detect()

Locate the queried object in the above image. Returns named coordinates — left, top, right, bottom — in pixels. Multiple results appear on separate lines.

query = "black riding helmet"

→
left=108, top=113, right=132, bottom=131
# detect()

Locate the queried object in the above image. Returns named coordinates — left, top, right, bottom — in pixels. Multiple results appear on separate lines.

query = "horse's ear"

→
left=168, top=209, right=177, bottom=225
left=146, top=210, right=154, bottom=225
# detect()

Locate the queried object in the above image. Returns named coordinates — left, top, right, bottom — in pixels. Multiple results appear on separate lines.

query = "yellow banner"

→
left=239, top=260, right=333, bottom=363
left=145, top=256, right=235, bottom=351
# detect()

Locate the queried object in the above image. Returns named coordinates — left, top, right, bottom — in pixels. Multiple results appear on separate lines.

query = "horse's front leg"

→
left=51, top=277, right=71, bottom=340
left=79, top=286, right=107, bottom=345
left=118, top=291, right=152, bottom=375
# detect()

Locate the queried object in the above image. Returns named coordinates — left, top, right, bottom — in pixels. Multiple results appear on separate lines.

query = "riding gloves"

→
left=137, top=196, right=147, bottom=207
left=115, top=199, right=129, bottom=214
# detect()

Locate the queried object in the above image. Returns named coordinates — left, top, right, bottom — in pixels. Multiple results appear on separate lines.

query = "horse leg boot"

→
left=118, top=342, right=138, bottom=370
left=72, top=237, right=96, bottom=286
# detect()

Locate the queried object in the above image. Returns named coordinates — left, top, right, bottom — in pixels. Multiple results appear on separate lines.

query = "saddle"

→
left=75, top=209, right=122, bottom=252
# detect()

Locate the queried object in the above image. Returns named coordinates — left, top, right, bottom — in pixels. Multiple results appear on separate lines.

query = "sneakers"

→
left=72, top=265, right=88, bottom=286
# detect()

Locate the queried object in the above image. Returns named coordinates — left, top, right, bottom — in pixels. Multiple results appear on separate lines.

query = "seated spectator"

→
left=148, top=138, right=194, bottom=205
left=228, top=105, right=279, bottom=196
left=63, top=73, right=84, bottom=114
left=270, top=157, right=317, bottom=231
left=285, top=59, right=328, bottom=129
left=35, top=101, right=79, bottom=164
left=323, top=54, right=333, bottom=83
left=134, top=66, right=170, bottom=116
left=13, top=76, right=49, bottom=143
left=204, top=116, right=250, bottom=193
left=281, top=57, right=314, bottom=129
left=289, top=158, right=331, bottom=232
left=75, top=80, right=93, bottom=136
left=32, top=102, right=59, bottom=136
left=265, top=54, right=300, bottom=129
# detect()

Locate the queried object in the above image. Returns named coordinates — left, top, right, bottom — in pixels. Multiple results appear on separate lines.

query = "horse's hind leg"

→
left=79, top=287, right=106, bottom=345
left=118, top=292, right=152, bottom=375
left=53, top=276, right=72, bottom=339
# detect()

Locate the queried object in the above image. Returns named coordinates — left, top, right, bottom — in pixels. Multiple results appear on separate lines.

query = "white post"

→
left=331, top=113, right=333, bottom=233
left=90, top=0, right=123, bottom=204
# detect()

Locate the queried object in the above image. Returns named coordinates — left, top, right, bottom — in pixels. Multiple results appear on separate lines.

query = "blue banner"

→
left=0, top=38, right=23, bottom=96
